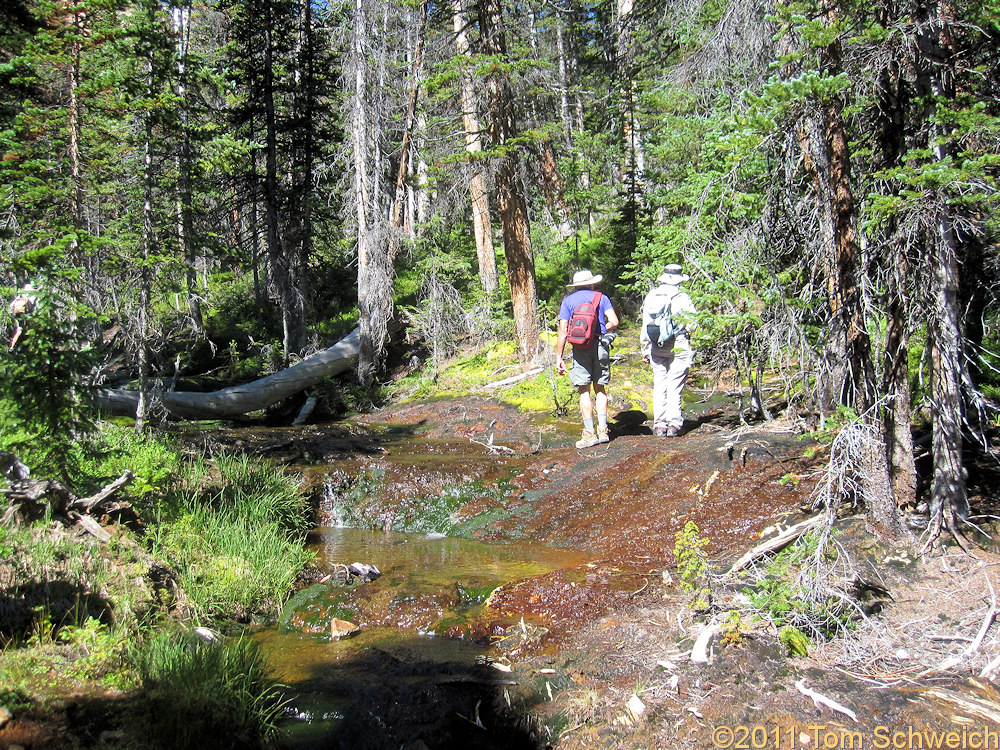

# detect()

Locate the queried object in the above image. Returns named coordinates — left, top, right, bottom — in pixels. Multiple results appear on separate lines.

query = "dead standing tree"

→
left=452, top=0, right=498, bottom=293
left=347, top=0, right=394, bottom=386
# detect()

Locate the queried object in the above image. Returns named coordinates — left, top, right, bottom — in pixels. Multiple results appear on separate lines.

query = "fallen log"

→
left=725, top=515, right=824, bottom=575
left=97, top=328, right=361, bottom=420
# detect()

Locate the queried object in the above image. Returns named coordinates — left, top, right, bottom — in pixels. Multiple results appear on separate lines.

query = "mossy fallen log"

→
left=97, top=328, right=360, bottom=421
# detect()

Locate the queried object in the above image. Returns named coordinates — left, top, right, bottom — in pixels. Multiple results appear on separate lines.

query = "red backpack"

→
left=566, top=291, right=602, bottom=348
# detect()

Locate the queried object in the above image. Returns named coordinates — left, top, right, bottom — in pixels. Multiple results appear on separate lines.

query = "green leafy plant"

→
left=779, top=625, right=811, bottom=656
left=674, top=521, right=711, bottom=609
left=0, top=274, right=98, bottom=481
left=743, top=532, right=853, bottom=644
left=720, top=610, right=751, bottom=646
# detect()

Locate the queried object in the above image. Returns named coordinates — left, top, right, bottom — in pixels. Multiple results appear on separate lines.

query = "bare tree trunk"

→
left=883, top=255, right=917, bottom=508
left=875, top=54, right=918, bottom=509
left=478, top=0, right=539, bottom=361
left=260, top=3, right=291, bottom=362
left=172, top=3, right=202, bottom=332
left=285, top=0, right=316, bottom=355
left=136, top=69, right=155, bottom=431
left=414, top=111, right=430, bottom=228
left=453, top=0, right=498, bottom=293
left=616, top=0, right=644, bottom=210
left=68, top=8, right=83, bottom=264
left=928, top=226, right=969, bottom=529
left=912, top=0, right=969, bottom=537
left=388, top=1, right=426, bottom=265
left=351, top=0, right=393, bottom=385
left=99, top=330, right=361, bottom=420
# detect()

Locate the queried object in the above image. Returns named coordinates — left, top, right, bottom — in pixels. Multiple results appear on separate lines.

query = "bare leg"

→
left=578, top=385, right=593, bottom=421
left=593, top=384, right=607, bottom=419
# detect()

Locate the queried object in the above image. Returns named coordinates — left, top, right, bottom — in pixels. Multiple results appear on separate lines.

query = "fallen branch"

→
left=691, top=618, right=721, bottom=663
left=795, top=679, right=858, bottom=722
left=479, top=366, right=544, bottom=390
left=980, top=652, right=1000, bottom=679
left=72, top=471, right=134, bottom=512
left=69, top=512, right=112, bottom=542
left=726, top=515, right=824, bottom=575
left=923, top=682, right=1000, bottom=724
left=97, top=328, right=360, bottom=420
left=924, top=575, right=997, bottom=676
left=291, top=396, right=318, bottom=426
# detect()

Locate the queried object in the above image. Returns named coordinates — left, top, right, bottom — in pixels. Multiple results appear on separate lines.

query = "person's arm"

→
left=556, top=319, right=569, bottom=374
left=639, top=295, right=652, bottom=361
left=675, top=292, right=696, bottom=334
left=604, top=307, right=619, bottom=332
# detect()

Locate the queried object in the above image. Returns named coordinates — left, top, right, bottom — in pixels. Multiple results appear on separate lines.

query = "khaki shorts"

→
left=570, top=341, right=611, bottom=386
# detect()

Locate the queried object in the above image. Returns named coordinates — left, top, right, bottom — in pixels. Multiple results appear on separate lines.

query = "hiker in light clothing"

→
left=640, top=265, right=696, bottom=437
left=556, top=270, right=619, bottom=449
left=8, top=283, right=37, bottom=352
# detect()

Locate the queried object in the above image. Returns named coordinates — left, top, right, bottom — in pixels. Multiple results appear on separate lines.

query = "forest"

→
left=1, top=0, right=999, bottom=544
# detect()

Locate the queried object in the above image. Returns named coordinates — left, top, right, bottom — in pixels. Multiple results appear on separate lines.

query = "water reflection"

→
left=257, top=528, right=587, bottom=748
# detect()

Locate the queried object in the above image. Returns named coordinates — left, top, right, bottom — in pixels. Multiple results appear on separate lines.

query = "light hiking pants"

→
left=650, top=344, right=694, bottom=430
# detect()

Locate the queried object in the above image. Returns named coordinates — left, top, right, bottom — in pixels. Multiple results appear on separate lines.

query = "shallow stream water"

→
left=223, top=397, right=807, bottom=748
left=257, top=528, right=589, bottom=747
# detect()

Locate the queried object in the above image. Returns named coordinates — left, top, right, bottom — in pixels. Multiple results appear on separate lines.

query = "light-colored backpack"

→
left=9, top=295, right=35, bottom=316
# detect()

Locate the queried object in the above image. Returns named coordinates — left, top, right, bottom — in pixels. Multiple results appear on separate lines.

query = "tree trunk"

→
left=478, top=0, right=539, bottom=361
left=352, top=0, right=393, bottom=385
left=260, top=3, right=291, bottom=362
left=136, top=51, right=156, bottom=432
left=98, top=330, right=361, bottom=420
left=388, top=1, right=427, bottom=264
left=802, top=0, right=904, bottom=538
left=67, top=7, right=84, bottom=264
left=928, top=225, right=969, bottom=526
left=913, top=0, right=969, bottom=535
left=172, top=3, right=202, bottom=332
left=617, top=0, right=644, bottom=211
left=453, top=0, right=498, bottom=293
left=875, top=55, right=917, bottom=509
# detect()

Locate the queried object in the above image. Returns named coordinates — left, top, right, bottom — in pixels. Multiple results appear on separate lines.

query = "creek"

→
left=225, top=397, right=808, bottom=748
left=258, top=528, right=587, bottom=748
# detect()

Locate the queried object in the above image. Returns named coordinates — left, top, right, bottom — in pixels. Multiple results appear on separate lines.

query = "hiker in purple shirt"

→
left=555, top=270, right=619, bottom=449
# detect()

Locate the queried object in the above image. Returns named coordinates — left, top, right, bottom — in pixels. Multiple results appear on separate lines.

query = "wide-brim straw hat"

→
left=656, top=264, right=689, bottom=284
left=567, top=270, right=603, bottom=288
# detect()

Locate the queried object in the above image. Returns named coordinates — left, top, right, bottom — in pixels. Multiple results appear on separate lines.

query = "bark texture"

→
left=478, top=0, right=540, bottom=361
left=97, top=329, right=360, bottom=420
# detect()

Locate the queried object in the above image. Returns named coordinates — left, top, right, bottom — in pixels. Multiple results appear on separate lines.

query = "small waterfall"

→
left=322, top=475, right=351, bottom=528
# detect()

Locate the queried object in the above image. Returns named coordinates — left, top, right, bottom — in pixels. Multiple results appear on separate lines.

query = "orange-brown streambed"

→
left=212, top=397, right=817, bottom=747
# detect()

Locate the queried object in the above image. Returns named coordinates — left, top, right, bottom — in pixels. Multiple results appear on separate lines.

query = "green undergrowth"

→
left=147, top=451, right=314, bottom=621
left=130, top=629, right=288, bottom=750
left=390, top=322, right=653, bottom=417
left=737, top=530, right=855, bottom=654
left=0, top=423, right=314, bottom=747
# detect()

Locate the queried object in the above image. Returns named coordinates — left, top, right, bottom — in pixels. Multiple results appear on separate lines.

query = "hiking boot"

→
left=597, top=426, right=610, bottom=443
left=666, top=426, right=680, bottom=438
left=575, top=429, right=599, bottom=449
left=653, top=427, right=667, bottom=438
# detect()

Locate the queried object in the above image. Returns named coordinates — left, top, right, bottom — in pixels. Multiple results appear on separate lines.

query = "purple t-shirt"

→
left=559, top=290, right=615, bottom=335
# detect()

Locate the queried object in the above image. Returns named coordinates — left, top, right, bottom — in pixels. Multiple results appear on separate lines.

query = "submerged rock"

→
left=330, top=617, right=361, bottom=640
